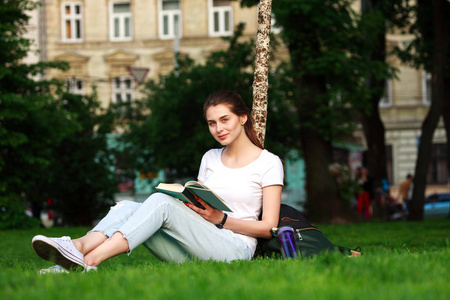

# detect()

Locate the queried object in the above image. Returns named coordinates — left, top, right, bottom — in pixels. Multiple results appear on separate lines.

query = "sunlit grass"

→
left=1, top=219, right=449, bottom=299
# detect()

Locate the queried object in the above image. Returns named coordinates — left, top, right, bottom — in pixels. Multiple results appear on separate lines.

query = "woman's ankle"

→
left=84, top=253, right=101, bottom=267
left=72, top=239, right=85, bottom=255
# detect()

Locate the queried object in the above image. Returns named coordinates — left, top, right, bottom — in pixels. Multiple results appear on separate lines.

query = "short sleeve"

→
left=261, top=153, right=284, bottom=188
left=197, top=152, right=208, bottom=182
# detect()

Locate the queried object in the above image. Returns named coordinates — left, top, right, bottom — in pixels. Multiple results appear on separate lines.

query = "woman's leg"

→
left=142, top=229, right=192, bottom=263
left=84, top=232, right=129, bottom=266
left=73, top=200, right=142, bottom=256
left=96, top=193, right=251, bottom=263
left=72, top=231, right=109, bottom=255
left=32, top=200, right=142, bottom=270
left=83, top=193, right=251, bottom=266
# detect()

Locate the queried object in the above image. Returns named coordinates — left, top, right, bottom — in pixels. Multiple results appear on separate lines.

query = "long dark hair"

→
left=203, top=91, right=264, bottom=150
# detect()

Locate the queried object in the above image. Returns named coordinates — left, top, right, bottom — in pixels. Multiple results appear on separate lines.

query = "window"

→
left=379, top=79, right=393, bottom=107
left=112, top=76, right=134, bottom=103
left=61, top=2, right=83, bottom=42
left=209, top=0, right=233, bottom=37
left=422, top=71, right=431, bottom=105
left=110, top=2, right=132, bottom=41
left=159, top=0, right=182, bottom=39
left=427, top=143, right=448, bottom=184
left=65, top=77, right=85, bottom=95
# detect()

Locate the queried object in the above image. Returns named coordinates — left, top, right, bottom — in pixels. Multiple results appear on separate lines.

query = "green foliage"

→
left=0, top=195, right=40, bottom=230
left=0, top=0, right=71, bottom=228
left=120, top=24, right=298, bottom=179
left=0, top=0, right=117, bottom=227
left=393, top=0, right=450, bottom=72
left=269, top=0, right=376, bottom=140
left=1, top=220, right=449, bottom=299
left=46, top=90, right=118, bottom=226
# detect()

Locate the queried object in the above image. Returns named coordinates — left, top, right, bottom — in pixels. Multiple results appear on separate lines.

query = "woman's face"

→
left=205, top=104, right=247, bottom=146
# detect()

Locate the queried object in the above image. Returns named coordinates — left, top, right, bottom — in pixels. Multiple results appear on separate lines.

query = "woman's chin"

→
left=217, top=139, right=230, bottom=146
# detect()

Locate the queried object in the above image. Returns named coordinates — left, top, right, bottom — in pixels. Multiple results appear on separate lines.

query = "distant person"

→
left=398, top=174, right=414, bottom=213
left=356, top=167, right=373, bottom=220
left=31, top=91, right=284, bottom=272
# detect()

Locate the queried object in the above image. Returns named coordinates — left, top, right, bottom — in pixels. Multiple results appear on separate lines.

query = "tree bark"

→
left=360, top=0, right=388, bottom=191
left=251, top=0, right=272, bottom=146
left=409, top=0, right=448, bottom=220
left=291, top=71, right=349, bottom=222
left=301, top=126, right=343, bottom=222
left=442, top=76, right=450, bottom=178
left=361, top=97, right=387, bottom=218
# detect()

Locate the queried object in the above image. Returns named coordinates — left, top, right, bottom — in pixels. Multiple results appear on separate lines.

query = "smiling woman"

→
left=203, top=90, right=264, bottom=151
left=206, top=104, right=246, bottom=145
left=31, top=91, right=284, bottom=272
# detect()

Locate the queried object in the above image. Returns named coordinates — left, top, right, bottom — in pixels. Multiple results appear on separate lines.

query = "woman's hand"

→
left=185, top=197, right=224, bottom=225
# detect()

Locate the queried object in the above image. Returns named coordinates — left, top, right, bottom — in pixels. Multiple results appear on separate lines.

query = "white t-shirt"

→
left=197, top=148, right=284, bottom=254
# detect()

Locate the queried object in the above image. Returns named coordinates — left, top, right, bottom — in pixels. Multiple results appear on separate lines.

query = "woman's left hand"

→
left=185, top=197, right=224, bottom=225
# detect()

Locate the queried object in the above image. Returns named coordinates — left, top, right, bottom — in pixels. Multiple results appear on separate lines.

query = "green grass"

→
left=1, top=220, right=449, bottom=300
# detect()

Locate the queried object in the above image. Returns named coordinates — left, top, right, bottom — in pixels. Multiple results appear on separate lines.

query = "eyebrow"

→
left=207, top=114, right=230, bottom=123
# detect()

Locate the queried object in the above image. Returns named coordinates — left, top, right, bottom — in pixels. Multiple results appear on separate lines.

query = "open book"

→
left=155, top=181, right=232, bottom=212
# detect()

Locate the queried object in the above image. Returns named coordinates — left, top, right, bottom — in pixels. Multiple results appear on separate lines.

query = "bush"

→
left=0, top=196, right=40, bottom=229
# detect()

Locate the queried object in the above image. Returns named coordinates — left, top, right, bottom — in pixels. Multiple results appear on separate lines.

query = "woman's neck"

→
left=222, top=135, right=263, bottom=169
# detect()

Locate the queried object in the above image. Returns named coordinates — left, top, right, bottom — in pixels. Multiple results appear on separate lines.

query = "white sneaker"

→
left=40, top=265, right=69, bottom=274
left=32, top=235, right=85, bottom=271
left=83, top=265, right=98, bottom=273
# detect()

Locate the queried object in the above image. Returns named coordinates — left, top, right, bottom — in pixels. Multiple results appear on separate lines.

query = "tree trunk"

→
left=443, top=79, right=450, bottom=178
left=301, top=126, right=344, bottom=222
left=292, top=72, right=349, bottom=222
left=361, top=0, right=388, bottom=190
left=360, top=0, right=389, bottom=219
left=251, top=0, right=272, bottom=146
left=409, top=0, right=448, bottom=221
left=361, top=98, right=387, bottom=218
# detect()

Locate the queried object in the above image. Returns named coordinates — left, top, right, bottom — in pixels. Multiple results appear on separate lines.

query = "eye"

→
left=208, top=121, right=216, bottom=127
left=221, top=118, right=228, bottom=123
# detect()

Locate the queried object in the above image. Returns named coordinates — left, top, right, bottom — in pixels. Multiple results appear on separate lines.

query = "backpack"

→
left=255, top=204, right=359, bottom=259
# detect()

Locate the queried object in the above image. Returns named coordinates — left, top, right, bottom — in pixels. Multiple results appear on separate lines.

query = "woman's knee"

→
left=110, top=200, right=139, bottom=211
left=143, top=192, right=177, bottom=207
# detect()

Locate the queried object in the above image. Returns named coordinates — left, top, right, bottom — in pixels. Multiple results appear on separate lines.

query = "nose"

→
left=216, top=123, right=223, bottom=133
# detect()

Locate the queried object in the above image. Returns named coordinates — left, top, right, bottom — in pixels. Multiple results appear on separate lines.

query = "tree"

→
left=395, top=0, right=450, bottom=220
left=0, top=1, right=119, bottom=227
left=251, top=0, right=272, bottom=145
left=48, top=90, right=118, bottom=226
left=358, top=0, right=410, bottom=217
left=243, top=0, right=374, bottom=222
left=0, top=0, right=72, bottom=228
left=120, top=24, right=297, bottom=181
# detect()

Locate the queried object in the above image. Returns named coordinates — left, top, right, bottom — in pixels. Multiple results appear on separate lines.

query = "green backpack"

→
left=255, top=204, right=360, bottom=259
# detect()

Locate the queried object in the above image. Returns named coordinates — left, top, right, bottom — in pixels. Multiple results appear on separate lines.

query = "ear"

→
left=240, top=114, right=248, bottom=125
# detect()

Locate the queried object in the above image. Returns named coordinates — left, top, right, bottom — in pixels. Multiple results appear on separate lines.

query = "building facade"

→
left=354, top=33, right=448, bottom=192
left=40, top=0, right=258, bottom=104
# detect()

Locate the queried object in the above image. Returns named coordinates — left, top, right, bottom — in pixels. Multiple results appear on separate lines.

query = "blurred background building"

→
left=25, top=0, right=447, bottom=205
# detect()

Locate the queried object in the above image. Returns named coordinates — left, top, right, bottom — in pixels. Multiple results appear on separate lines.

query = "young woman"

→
left=32, top=91, right=284, bottom=271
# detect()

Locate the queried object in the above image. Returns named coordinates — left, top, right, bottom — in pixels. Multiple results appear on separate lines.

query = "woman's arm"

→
left=188, top=184, right=282, bottom=239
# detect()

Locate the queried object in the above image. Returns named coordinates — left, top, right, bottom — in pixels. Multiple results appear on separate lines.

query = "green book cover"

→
left=155, top=181, right=232, bottom=212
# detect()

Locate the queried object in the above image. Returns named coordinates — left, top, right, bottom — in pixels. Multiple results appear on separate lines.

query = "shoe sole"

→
left=32, top=235, right=85, bottom=271
left=40, top=265, right=69, bottom=274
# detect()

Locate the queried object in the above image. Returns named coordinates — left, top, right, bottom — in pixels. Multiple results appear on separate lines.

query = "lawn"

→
left=1, top=219, right=449, bottom=300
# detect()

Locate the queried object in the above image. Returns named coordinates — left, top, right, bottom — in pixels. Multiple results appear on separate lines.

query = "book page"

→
left=155, top=183, right=185, bottom=193
left=185, top=181, right=208, bottom=190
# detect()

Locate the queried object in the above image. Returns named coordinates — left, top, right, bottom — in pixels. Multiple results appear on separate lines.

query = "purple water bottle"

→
left=277, top=226, right=299, bottom=259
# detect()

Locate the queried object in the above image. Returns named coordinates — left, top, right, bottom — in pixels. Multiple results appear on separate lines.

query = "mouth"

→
left=218, top=134, right=228, bottom=140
